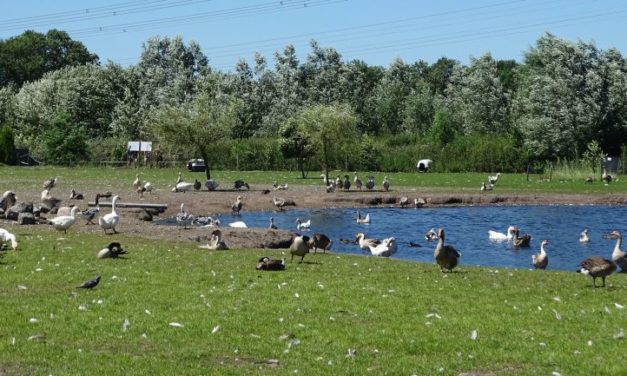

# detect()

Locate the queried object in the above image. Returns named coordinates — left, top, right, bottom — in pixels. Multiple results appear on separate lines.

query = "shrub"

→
left=0, top=122, right=17, bottom=165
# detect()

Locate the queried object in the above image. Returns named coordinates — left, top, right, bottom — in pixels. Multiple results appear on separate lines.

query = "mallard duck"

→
left=354, top=173, right=362, bottom=190
left=172, top=182, right=194, bottom=193
left=231, top=196, right=243, bottom=215
left=488, top=226, right=516, bottom=241
left=532, top=240, right=549, bottom=269
left=207, top=229, right=228, bottom=250
left=69, top=189, right=84, bottom=200
left=176, top=203, right=194, bottom=229
left=382, top=176, right=390, bottom=192
left=579, top=228, right=590, bottom=243
left=290, top=234, right=310, bottom=262
left=356, top=232, right=380, bottom=250
left=578, top=256, right=616, bottom=287
left=434, top=228, right=461, bottom=272
left=610, top=230, right=626, bottom=272
left=308, top=233, right=332, bottom=253
left=296, top=218, right=311, bottom=231
left=97, top=242, right=127, bottom=259
left=42, top=177, right=58, bottom=190
left=356, top=211, right=371, bottom=224
left=99, top=195, right=120, bottom=234
left=425, top=228, right=439, bottom=241
left=0, top=228, right=18, bottom=250
left=513, top=228, right=532, bottom=248
left=256, top=257, right=285, bottom=271
left=369, top=237, right=397, bottom=257
left=49, top=206, right=79, bottom=234
left=488, top=173, right=501, bottom=185
left=272, top=196, right=285, bottom=211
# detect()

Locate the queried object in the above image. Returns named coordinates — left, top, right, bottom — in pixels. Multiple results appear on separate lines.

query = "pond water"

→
left=164, top=205, right=627, bottom=271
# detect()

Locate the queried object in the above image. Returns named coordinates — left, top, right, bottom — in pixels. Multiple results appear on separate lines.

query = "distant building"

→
left=127, top=141, right=152, bottom=167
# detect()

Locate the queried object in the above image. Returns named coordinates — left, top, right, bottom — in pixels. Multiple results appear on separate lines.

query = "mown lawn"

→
left=0, top=228, right=625, bottom=375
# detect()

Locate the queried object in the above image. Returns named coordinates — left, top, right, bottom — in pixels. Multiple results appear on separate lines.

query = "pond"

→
left=167, top=205, right=627, bottom=271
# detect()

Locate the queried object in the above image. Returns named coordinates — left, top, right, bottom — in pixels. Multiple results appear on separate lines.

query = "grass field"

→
left=1, top=166, right=626, bottom=375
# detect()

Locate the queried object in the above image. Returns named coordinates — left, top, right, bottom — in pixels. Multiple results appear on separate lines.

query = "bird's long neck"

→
left=615, top=234, right=622, bottom=253
left=111, top=198, right=118, bottom=214
left=540, top=243, right=547, bottom=255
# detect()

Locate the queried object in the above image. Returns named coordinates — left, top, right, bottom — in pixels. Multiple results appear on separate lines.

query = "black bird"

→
left=97, top=242, right=127, bottom=259
left=193, top=179, right=202, bottom=191
left=234, top=180, right=250, bottom=190
left=77, top=276, right=101, bottom=289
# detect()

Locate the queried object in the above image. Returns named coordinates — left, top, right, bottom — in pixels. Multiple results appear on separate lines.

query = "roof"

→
left=127, top=141, right=152, bottom=152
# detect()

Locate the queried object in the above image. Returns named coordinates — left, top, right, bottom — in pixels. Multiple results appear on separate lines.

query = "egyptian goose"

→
left=532, top=240, right=549, bottom=269
left=434, top=228, right=461, bottom=272
left=99, top=195, right=120, bottom=234
left=578, top=256, right=616, bottom=287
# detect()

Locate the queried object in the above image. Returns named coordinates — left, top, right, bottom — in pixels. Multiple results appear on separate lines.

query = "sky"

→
left=2, top=0, right=627, bottom=71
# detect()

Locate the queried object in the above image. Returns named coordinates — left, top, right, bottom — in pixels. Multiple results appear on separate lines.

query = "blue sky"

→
left=2, top=0, right=626, bottom=71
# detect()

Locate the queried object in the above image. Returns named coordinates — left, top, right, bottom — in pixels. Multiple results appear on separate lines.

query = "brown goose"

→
left=513, top=228, right=532, bottom=248
left=610, top=230, right=626, bottom=272
left=308, top=233, right=332, bottom=253
left=434, top=228, right=461, bottom=272
left=578, top=256, right=616, bottom=287
left=290, top=234, right=310, bottom=262
left=256, top=257, right=285, bottom=271
left=531, top=240, right=549, bottom=269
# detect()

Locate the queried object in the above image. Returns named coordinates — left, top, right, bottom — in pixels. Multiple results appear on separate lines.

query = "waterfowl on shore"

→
left=488, top=226, right=516, bottom=242
left=369, top=237, right=397, bottom=257
left=49, top=206, right=79, bottom=234
left=0, top=191, right=17, bottom=212
left=207, top=229, right=228, bottom=250
left=308, top=233, right=332, bottom=253
left=365, top=176, right=375, bottom=190
left=42, top=177, right=58, bottom=190
left=137, top=182, right=153, bottom=198
left=272, top=196, right=286, bottom=211
left=69, top=189, right=84, bottom=200
left=290, top=234, right=310, bottom=262
left=256, top=257, right=285, bottom=271
left=97, top=242, right=127, bottom=259
left=41, top=189, right=62, bottom=212
left=434, top=228, right=461, bottom=273
left=172, top=181, right=193, bottom=193
left=176, top=172, right=183, bottom=185
left=0, top=228, right=18, bottom=250
left=99, top=195, right=120, bottom=234
left=268, top=217, right=278, bottom=230
left=231, top=196, right=243, bottom=215
left=532, top=240, right=549, bottom=269
left=176, top=203, right=194, bottom=229
left=193, top=179, right=201, bottom=191
left=234, top=180, right=250, bottom=190
left=132, top=174, right=142, bottom=190
left=356, top=211, right=370, bottom=224
left=273, top=182, right=288, bottom=191
left=610, top=230, right=626, bottom=272
left=488, top=173, right=501, bottom=185
left=602, top=168, right=612, bottom=185
left=81, top=193, right=100, bottom=225
left=579, top=228, right=590, bottom=243
left=356, top=232, right=380, bottom=250
left=354, top=173, right=363, bottom=190
left=480, top=182, right=494, bottom=191
left=578, top=256, right=616, bottom=287
left=399, top=196, right=409, bottom=208
left=296, top=218, right=311, bottom=231
left=342, top=175, right=351, bottom=191
left=382, top=176, right=390, bottom=192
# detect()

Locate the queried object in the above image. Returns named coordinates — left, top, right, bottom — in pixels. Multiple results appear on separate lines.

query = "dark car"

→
left=187, top=159, right=206, bottom=172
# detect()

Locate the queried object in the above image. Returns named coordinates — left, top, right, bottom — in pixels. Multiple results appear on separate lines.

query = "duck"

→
left=172, top=181, right=194, bottom=193
left=296, top=218, right=311, bottom=231
left=356, top=232, right=380, bottom=250
left=49, top=206, right=79, bottom=234
left=193, top=179, right=202, bottom=191
left=480, top=182, right=494, bottom=191
left=40, top=189, right=62, bottom=212
left=42, top=177, right=58, bottom=190
left=256, top=257, right=285, bottom=271
left=399, top=196, right=409, bottom=208
left=578, top=256, right=616, bottom=287
left=579, top=228, right=590, bottom=243
left=0, top=228, right=18, bottom=250
left=532, top=240, right=549, bottom=269
left=268, top=217, right=278, bottom=230
left=414, top=197, right=426, bottom=208
left=354, top=173, right=363, bottom=190
left=290, top=234, right=310, bottom=262
left=207, top=229, right=228, bottom=250
left=81, top=194, right=100, bottom=225
left=488, top=226, right=517, bottom=241
left=382, top=176, right=390, bottom=192
left=368, top=237, right=397, bottom=257
left=425, top=228, right=439, bottom=241
left=335, top=176, right=342, bottom=189
left=205, top=179, right=219, bottom=191
left=434, top=228, right=461, bottom=272
left=193, top=215, right=220, bottom=227
left=609, top=230, right=626, bottom=272
left=132, top=174, right=142, bottom=190
left=228, top=221, right=247, bottom=228
left=176, top=203, right=194, bottom=229
left=272, top=196, right=286, bottom=211
left=356, top=211, right=371, bottom=224
left=97, top=242, right=127, bottom=259
left=231, top=196, right=243, bottom=215
left=342, top=175, right=351, bottom=191
left=273, top=182, right=288, bottom=191
left=365, top=176, right=375, bottom=190
left=513, top=228, right=532, bottom=248
left=488, top=173, right=501, bottom=185
left=308, top=233, right=332, bottom=253
left=69, top=189, right=84, bottom=200
left=99, top=195, right=120, bottom=234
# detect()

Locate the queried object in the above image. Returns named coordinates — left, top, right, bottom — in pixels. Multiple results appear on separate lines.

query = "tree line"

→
left=0, top=29, right=626, bottom=175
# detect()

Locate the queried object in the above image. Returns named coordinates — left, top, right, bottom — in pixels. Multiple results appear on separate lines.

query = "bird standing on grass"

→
left=434, top=228, right=461, bottom=273
left=78, top=276, right=101, bottom=289
left=290, top=234, right=311, bottom=263
left=49, top=206, right=79, bottom=234
left=354, top=173, right=363, bottom=190
left=578, top=257, right=616, bottom=287
left=99, top=195, right=120, bottom=234
left=382, top=176, right=390, bottom=192
left=97, top=242, right=127, bottom=259
left=0, top=228, right=18, bottom=251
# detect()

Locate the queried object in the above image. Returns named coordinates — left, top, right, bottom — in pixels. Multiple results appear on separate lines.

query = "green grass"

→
left=0, top=228, right=626, bottom=375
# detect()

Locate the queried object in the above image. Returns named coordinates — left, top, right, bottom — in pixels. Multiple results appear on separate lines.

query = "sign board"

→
left=127, top=141, right=152, bottom=152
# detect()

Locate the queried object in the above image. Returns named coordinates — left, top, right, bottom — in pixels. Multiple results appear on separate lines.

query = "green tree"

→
left=43, top=112, right=89, bottom=165
left=0, top=122, right=17, bottom=165
left=429, top=109, right=456, bottom=146
left=278, top=116, right=314, bottom=178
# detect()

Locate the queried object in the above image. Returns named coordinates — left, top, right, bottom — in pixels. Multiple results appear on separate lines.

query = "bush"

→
left=0, top=122, right=17, bottom=165
left=42, top=112, right=89, bottom=165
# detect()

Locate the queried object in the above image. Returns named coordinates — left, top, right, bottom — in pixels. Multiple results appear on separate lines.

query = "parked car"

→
left=187, top=158, right=206, bottom=172
left=416, top=159, right=433, bottom=172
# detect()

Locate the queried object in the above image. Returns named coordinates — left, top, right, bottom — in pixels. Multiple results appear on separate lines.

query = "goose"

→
left=399, top=196, right=409, bottom=208
left=42, top=177, right=58, bottom=190
left=0, top=228, right=18, bottom=250
left=176, top=203, right=194, bottom=229
left=425, top=228, right=439, bottom=241
left=137, top=182, right=153, bottom=198
left=193, top=215, right=220, bottom=227
left=296, top=218, right=311, bottom=231
left=368, top=237, right=397, bottom=257
left=234, top=180, right=250, bottom=190
left=578, top=256, right=616, bottom=287
left=335, top=176, right=342, bottom=189
left=205, top=179, right=219, bottom=191
left=309, top=233, right=332, bottom=253
left=356, top=211, right=371, bottom=224
left=579, top=228, right=590, bottom=243
left=356, top=232, right=380, bottom=250
left=602, top=168, right=612, bottom=185
left=434, top=228, right=461, bottom=272
left=256, top=257, right=285, bottom=271
left=272, top=196, right=286, bottom=211
left=414, top=197, right=426, bottom=208
left=97, top=242, right=127, bottom=259
left=231, top=196, right=243, bottom=215
left=342, top=175, right=351, bottom=191
left=132, top=174, right=142, bottom=190
left=273, top=182, right=288, bottom=191
left=228, top=221, right=247, bottom=228
left=49, top=206, right=79, bottom=234
left=480, top=182, right=494, bottom=191
left=290, top=234, right=310, bottom=262
left=99, top=195, right=120, bottom=234
left=488, top=173, right=501, bottom=185
left=325, top=182, right=335, bottom=193
left=172, top=181, right=194, bottom=193
left=610, top=230, right=626, bottom=272
left=193, top=179, right=201, bottom=191
left=269, top=217, right=278, bottom=230
left=513, top=228, right=532, bottom=248
left=365, top=176, right=375, bottom=190
left=69, top=189, right=84, bottom=200
left=532, top=240, right=549, bottom=269
left=176, top=172, right=183, bottom=185
left=354, top=173, right=363, bottom=190
left=207, top=229, right=228, bottom=250
left=98, top=191, right=113, bottom=199
left=40, top=189, right=62, bottom=212
left=382, top=176, right=390, bottom=192
left=56, top=206, right=73, bottom=217
left=1, top=191, right=17, bottom=212
left=488, top=226, right=517, bottom=241
left=81, top=194, right=100, bottom=225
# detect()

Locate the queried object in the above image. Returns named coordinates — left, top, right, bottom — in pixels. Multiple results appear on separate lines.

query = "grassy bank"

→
left=0, top=228, right=625, bottom=375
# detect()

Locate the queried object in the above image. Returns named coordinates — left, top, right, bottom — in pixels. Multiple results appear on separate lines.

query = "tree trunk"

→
left=200, top=150, right=211, bottom=180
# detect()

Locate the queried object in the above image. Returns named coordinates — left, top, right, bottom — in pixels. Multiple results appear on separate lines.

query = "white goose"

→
left=488, top=226, right=517, bottom=241
left=579, top=228, right=590, bottom=243
left=368, top=237, right=397, bottom=257
left=49, top=206, right=79, bottom=234
left=356, top=232, right=380, bottom=251
left=99, top=195, right=120, bottom=234
left=0, top=228, right=18, bottom=250
left=610, top=230, right=626, bottom=272
left=172, top=181, right=194, bottom=193
left=296, top=218, right=311, bottom=231
left=356, top=211, right=371, bottom=224
left=531, top=240, right=549, bottom=269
